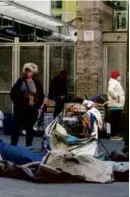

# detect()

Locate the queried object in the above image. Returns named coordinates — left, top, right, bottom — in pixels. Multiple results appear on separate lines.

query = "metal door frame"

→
left=46, top=43, right=76, bottom=96
left=0, top=42, right=16, bottom=92
left=0, top=38, right=76, bottom=112
left=0, top=42, right=17, bottom=112
left=17, top=41, right=46, bottom=94
left=16, top=40, right=76, bottom=96
left=103, top=43, right=127, bottom=93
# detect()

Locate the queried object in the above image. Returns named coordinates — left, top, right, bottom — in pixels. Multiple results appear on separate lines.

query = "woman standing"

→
left=10, top=63, right=44, bottom=147
left=107, top=70, right=125, bottom=140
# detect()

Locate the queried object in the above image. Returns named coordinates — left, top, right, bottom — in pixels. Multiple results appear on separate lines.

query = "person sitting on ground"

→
left=10, top=63, right=44, bottom=148
left=48, top=70, right=68, bottom=118
left=107, top=70, right=125, bottom=141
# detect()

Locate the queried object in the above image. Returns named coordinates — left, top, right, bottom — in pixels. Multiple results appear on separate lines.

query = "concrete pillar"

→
left=76, top=1, right=103, bottom=98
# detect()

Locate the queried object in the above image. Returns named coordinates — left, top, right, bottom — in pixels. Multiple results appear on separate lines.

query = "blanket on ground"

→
left=0, top=151, right=129, bottom=183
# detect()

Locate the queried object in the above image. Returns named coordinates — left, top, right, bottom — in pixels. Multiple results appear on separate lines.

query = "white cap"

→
left=23, top=63, right=38, bottom=73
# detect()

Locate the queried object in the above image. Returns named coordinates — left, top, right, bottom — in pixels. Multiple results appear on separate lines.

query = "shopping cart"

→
left=33, top=100, right=55, bottom=151
left=94, top=104, right=105, bottom=122
left=94, top=102, right=109, bottom=137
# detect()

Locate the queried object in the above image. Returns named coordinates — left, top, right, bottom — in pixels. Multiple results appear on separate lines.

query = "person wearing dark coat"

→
left=48, top=70, right=68, bottom=118
left=10, top=63, right=44, bottom=147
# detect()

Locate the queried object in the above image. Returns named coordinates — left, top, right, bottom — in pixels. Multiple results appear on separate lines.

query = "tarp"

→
left=44, top=151, right=113, bottom=183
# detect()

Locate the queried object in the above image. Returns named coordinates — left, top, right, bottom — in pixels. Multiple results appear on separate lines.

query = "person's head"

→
left=59, top=70, right=68, bottom=80
left=23, top=63, right=38, bottom=79
left=111, top=70, right=121, bottom=81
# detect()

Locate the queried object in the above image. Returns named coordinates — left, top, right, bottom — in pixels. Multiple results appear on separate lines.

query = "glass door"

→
left=48, top=44, right=75, bottom=98
left=0, top=45, right=14, bottom=113
left=103, top=43, right=127, bottom=93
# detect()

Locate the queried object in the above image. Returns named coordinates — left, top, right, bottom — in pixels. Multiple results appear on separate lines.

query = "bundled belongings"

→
left=65, top=103, right=86, bottom=115
left=44, top=118, right=99, bottom=157
left=42, top=99, right=103, bottom=155
left=60, top=100, right=103, bottom=139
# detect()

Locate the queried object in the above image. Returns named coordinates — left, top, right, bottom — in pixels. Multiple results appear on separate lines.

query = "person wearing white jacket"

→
left=107, top=70, right=125, bottom=140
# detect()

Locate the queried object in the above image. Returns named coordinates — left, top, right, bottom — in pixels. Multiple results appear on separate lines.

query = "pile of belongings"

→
left=61, top=100, right=103, bottom=138
left=0, top=138, right=128, bottom=183
left=0, top=100, right=129, bottom=183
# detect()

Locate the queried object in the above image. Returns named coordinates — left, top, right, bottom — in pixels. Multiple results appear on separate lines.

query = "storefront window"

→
left=105, top=1, right=128, bottom=30
left=116, top=1, right=128, bottom=30
left=116, top=1, right=127, bottom=11
left=51, top=1, right=62, bottom=9
left=116, top=11, right=127, bottom=30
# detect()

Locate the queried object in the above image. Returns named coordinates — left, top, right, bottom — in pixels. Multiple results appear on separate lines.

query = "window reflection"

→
left=117, top=11, right=127, bottom=30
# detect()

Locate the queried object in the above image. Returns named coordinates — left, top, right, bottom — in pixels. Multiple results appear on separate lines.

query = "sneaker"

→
left=110, top=136, right=123, bottom=141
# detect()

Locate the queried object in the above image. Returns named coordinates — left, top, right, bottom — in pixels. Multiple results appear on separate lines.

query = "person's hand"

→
left=61, top=95, right=66, bottom=100
left=117, top=96, right=120, bottom=103
left=102, top=102, right=109, bottom=107
left=112, top=95, right=117, bottom=100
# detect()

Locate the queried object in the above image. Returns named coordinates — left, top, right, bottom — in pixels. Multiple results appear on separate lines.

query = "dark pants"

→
left=111, top=110, right=122, bottom=137
left=53, top=97, right=64, bottom=118
left=11, top=107, right=38, bottom=146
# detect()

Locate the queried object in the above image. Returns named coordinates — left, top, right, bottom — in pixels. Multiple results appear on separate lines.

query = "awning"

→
left=0, top=1, right=75, bottom=33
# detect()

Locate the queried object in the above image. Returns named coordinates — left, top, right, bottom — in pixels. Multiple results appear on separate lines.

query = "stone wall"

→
left=76, top=1, right=103, bottom=97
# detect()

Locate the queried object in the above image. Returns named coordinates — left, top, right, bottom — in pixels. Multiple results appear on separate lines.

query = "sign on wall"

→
left=84, top=31, right=94, bottom=41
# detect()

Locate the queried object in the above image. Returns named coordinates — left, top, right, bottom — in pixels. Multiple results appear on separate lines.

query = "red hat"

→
left=111, top=70, right=120, bottom=79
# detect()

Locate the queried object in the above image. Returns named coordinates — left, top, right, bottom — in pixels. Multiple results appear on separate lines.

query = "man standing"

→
left=48, top=70, right=68, bottom=118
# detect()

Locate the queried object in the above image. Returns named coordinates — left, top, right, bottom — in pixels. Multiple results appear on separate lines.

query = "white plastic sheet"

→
left=68, top=140, right=98, bottom=157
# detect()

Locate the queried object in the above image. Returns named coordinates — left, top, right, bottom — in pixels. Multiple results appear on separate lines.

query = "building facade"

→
left=51, top=0, right=77, bottom=22
left=76, top=0, right=128, bottom=97
left=0, top=1, right=128, bottom=113
left=13, top=0, right=51, bottom=15
left=0, top=1, right=76, bottom=113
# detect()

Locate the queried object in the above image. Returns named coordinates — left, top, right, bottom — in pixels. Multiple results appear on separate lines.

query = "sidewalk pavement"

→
left=0, top=135, right=128, bottom=197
